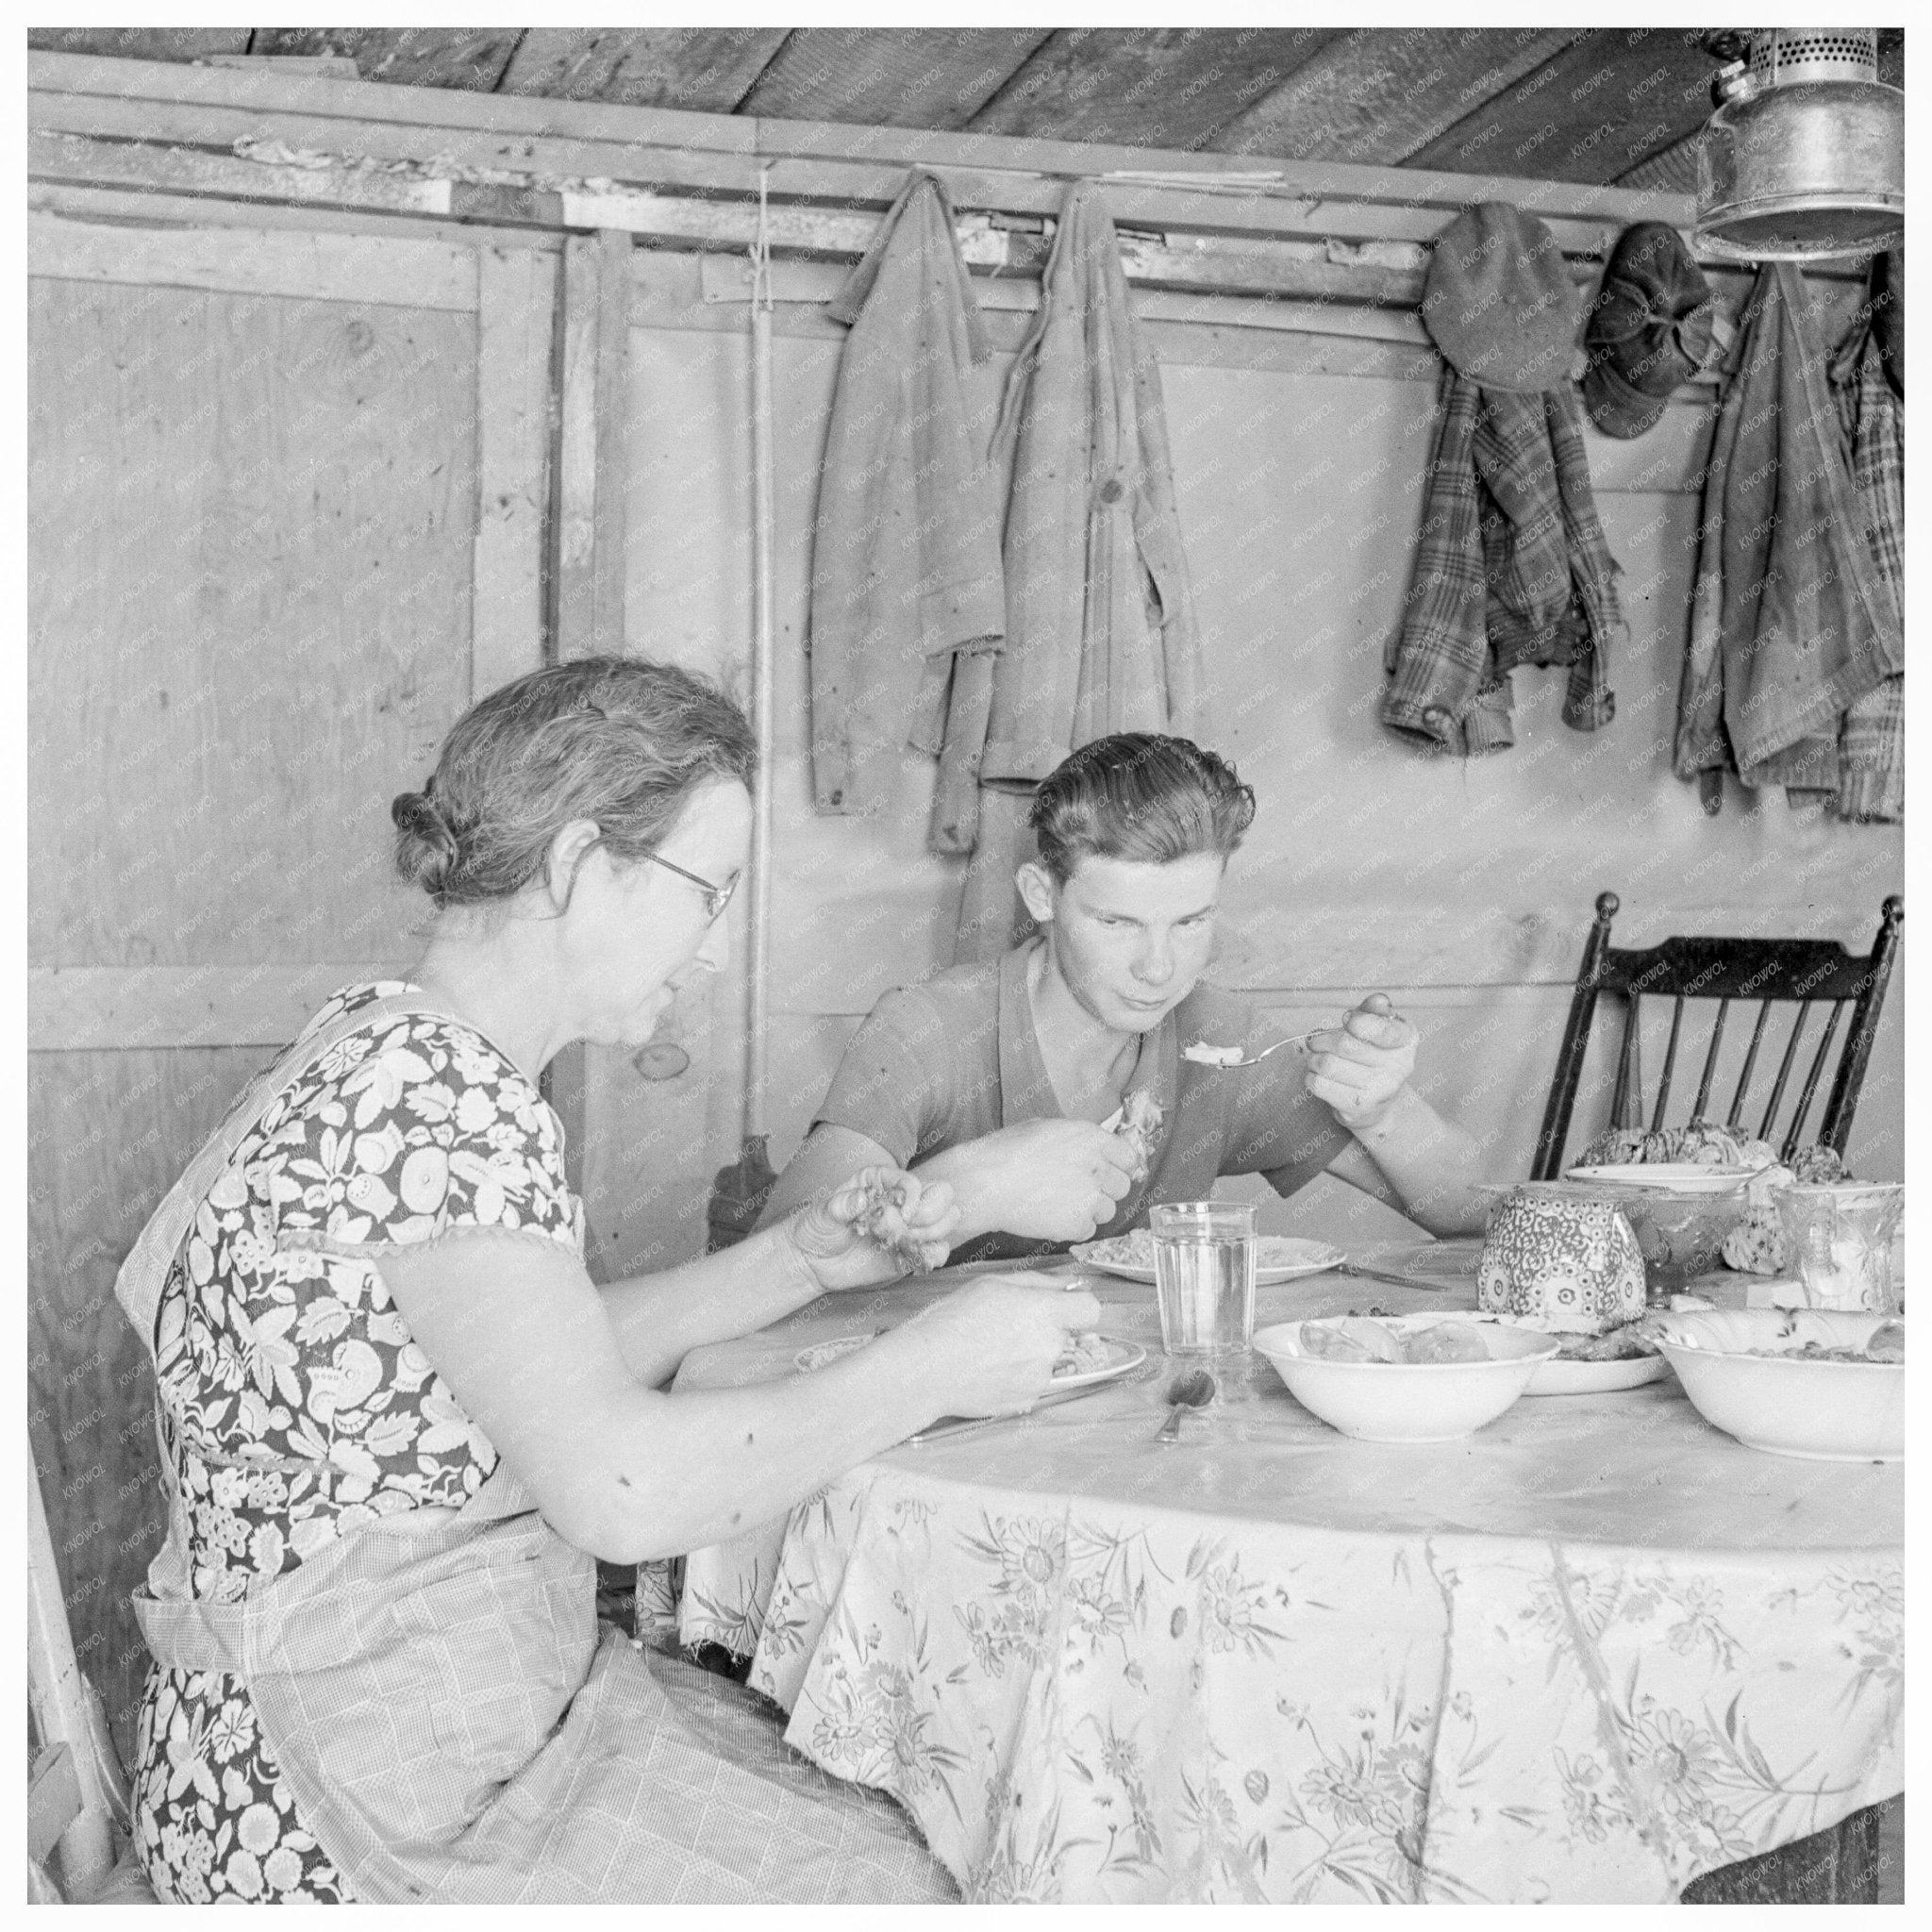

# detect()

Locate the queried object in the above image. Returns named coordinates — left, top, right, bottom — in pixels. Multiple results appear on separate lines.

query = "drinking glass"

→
left=1151, top=1202, right=1257, bottom=1357
left=1775, top=1183, right=1906, bottom=1312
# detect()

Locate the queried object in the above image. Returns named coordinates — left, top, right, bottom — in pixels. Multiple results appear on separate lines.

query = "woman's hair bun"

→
left=391, top=657, right=757, bottom=910
left=391, top=788, right=460, bottom=897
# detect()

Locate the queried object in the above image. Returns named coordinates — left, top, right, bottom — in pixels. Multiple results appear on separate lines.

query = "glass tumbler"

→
left=1775, top=1183, right=1906, bottom=1312
left=1151, top=1202, right=1257, bottom=1357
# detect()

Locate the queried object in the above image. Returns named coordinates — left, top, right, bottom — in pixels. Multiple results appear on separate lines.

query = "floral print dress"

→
left=130, top=984, right=583, bottom=1904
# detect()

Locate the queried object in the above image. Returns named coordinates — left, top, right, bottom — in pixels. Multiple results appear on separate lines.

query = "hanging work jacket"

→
left=1674, top=263, right=1902, bottom=807
left=951, top=181, right=1205, bottom=960
left=808, top=171, right=1007, bottom=833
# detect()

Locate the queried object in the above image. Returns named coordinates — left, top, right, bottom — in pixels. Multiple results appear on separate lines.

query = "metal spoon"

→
left=1155, top=1368, right=1217, bottom=1442
left=1181, top=1031, right=1316, bottom=1070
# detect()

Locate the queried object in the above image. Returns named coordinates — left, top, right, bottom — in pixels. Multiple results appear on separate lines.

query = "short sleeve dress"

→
left=129, top=983, right=581, bottom=1905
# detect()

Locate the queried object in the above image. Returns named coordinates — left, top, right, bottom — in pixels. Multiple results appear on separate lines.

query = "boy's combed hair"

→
left=1028, top=733, right=1257, bottom=884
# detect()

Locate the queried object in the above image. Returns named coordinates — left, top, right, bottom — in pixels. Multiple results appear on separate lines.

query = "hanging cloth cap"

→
left=1422, top=201, right=1579, bottom=394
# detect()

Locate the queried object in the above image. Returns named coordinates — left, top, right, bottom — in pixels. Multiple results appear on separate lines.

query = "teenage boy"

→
left=760, top=733, right=1490, bottom=1261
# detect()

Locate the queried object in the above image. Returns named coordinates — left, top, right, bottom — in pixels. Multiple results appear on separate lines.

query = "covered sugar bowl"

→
left=1477, top=1182, right=1649, bottom=1330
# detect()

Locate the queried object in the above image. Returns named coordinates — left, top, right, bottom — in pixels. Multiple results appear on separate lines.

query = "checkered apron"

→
left=115, top=998, right=955, bottom=1904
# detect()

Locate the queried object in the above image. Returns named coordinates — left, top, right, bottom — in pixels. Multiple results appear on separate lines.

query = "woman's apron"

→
left=115, top=994, right=953, bottom=1904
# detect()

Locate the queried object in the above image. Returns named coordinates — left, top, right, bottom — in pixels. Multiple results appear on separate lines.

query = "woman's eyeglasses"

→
left=641, top=850, right=740, bottom=924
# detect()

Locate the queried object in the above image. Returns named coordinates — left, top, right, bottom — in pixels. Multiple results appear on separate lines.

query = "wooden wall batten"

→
left=551, top=229, right=631, bottom=660
left=474, top=245, right=558, bottom=694
left=27, top=204, right=481, bottom=310
left=542, top=227, right=635, bottom=1195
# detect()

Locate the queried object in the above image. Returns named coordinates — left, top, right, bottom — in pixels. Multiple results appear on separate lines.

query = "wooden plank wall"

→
left=610, top=253, right=1904, bottom=1277
left=25, top=58, right=1907, bottom=1749
left=26, top=220, right=554, bottom=1758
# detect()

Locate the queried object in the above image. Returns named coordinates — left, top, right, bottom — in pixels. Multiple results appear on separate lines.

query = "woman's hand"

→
left=891, top=1275, right=1105, bottom=1419
left=1304, top=992, right=1419, bottom=1139
left=786, top=1165, right=961, bottom=1291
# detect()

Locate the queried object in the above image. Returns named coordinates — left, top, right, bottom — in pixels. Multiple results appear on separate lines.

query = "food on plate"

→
left=1181, top=1040, right=1245, bottom=1067
left=1864, top=1320, right=1906, bottom=1363
left=1113, top=1090, right=1166, bottom=1182
left=1790, top=1145, right=1854, bottom=1185
left=1746, top=1340, right=1893, bottom=1365
left=850, top=1172, right=939, bottom=1274
left=1054, top=1331, right=1114, bottom=1377
left=794, top=1333, right=876, bottom=1373
left=1080, top=1230, right=1332, bottom=1275
left=1574, top=1119, right=1779, bottom=1171
left=1298, top=1317, right=1495, bottom=1366
left=1084, top=1227, right=1160, bottom=1269
left=1547, top=1320, right=1660, bottom=1362
left=1727, top=1320, right=1904, bottom=1366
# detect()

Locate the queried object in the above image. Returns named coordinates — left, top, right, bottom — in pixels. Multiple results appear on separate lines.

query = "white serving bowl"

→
left=1649, top=1307, right=1903, bottom=1461
left=1253, top=1316, right=1560, bottom=1443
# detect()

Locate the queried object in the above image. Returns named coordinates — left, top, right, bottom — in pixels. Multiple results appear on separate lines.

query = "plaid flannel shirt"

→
left=1383, top=369, right=1623, bottom=755
left=1829, top=330, right=1905, bottom=824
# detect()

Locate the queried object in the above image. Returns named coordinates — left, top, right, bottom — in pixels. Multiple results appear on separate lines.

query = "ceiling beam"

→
left=732, top=27, right=1053, bottom=130
left=25, top=27, right=251, bottom=62
left=1403, top=29, right=1720, bottom=185
left=496, top=28, right=791, bottom=112
left=968, top=27, right=1344, bottom=148
left=32, top=47, right=1719, bottom=245
left=251, top=28, right=525, bottom=93
left=1616, top=130, right=1704, bottom=196
left=1211, top=27, right=1586, bottom=165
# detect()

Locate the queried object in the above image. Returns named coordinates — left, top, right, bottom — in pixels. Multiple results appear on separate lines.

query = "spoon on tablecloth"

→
left=1155, top=1368, right=1217, bottom=1443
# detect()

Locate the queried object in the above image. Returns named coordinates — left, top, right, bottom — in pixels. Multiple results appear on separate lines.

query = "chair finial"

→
left=1594, top=891, right=1620, bottom=922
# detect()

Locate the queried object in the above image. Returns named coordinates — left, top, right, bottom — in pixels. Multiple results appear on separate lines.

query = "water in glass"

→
left=1152, top=1203, right=1257, bottom=1356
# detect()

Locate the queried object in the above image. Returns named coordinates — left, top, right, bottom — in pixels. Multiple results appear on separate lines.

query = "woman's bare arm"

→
left=595, top=1164, right=958, bottom=1388
left=375, top=1232, right=1099, bottom=1564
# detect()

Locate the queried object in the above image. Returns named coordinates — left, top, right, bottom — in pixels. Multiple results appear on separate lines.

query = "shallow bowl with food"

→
left=1649, top=1307, right=1904, bottom=1461
left=1253, top=1315, right=1559, bottom=1442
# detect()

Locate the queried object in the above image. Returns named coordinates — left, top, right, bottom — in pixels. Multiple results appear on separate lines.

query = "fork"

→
left=1182, top=1030, right=1318, bottom=1070
left=1332, top=1259, right=1451, bottom=1291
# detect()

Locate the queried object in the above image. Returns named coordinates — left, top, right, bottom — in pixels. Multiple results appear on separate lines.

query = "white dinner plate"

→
left=1419, top=1312, right=1674, bottom=1395
left=797, top=1330, right=1146, bottom=1391
left=1567, top=1163, right=1757, bottom=1194
left=1048, top=1336, right=1148, bottom=1391
left=1072, top=1234, right=1345, bottom=1285
left=1523, top=1354, right=1674, bottom=1396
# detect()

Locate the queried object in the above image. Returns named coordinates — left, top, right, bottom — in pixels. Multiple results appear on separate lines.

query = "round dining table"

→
left=651, top=1250, right=1903, bottom=1905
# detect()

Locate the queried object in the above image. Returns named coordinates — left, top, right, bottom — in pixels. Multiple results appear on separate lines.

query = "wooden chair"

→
left=1533, top=892, right=1904, bottom=1180
left=28, top=1441, right=129, bottom=1902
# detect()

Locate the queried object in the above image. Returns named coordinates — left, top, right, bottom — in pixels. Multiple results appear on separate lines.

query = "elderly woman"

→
left=122, top=656, right=1098, bottom=1904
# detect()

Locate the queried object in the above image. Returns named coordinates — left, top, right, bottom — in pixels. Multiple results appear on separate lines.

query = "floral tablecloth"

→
left=653, top=1262, right=1903, bottom=1903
